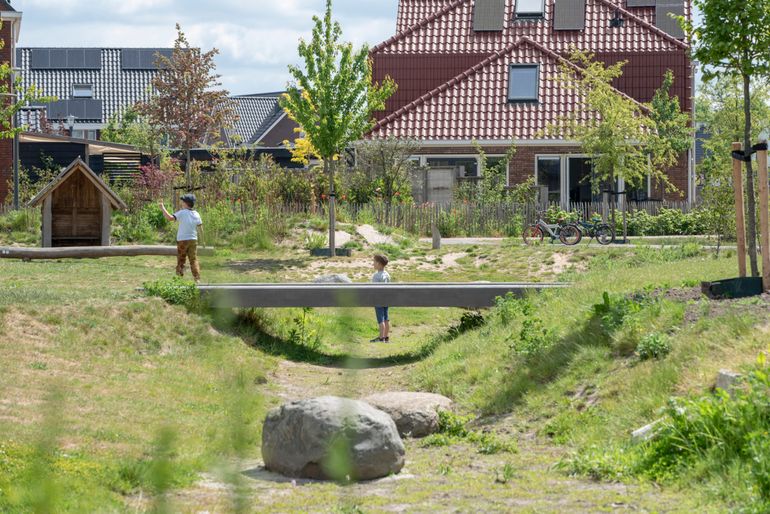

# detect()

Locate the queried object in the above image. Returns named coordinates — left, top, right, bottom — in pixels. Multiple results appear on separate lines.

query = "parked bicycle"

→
left=523, top=212, right=582, bottom=246
left=570, top=216, right=615, bottom=246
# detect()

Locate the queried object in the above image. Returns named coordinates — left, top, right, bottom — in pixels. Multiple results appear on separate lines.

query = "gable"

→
left=28, top=159, right=127, bottom=210
left=371, top=39, right=595, bottom=141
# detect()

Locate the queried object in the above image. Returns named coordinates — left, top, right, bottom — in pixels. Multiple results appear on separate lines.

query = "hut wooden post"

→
left=757, top=141, right=770, bottom=291
left=42, top=197, right=52, bottom=247
left=732, top=142, right=747, bottom=278
left=101, top=195, right=112, bottom=246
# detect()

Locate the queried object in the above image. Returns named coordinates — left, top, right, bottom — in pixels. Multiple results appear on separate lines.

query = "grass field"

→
left=0, top=224, right=766, bottom=512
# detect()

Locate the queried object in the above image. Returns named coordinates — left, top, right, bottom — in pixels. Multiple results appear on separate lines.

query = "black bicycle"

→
left=570, top=217, right=615, bottom=245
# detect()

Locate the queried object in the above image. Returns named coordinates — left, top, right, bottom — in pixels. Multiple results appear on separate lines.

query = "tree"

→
left=283, top=127, right=322, bottom=167
left=101, top=106, right=163, bottom=162
left=353, top=137, right=418, bottom=205
left=554, top=51, right=688, bottom=237
left=696, top=76, right=770, bottom=250
left=687, top=0, right=770, bottom=276
left=280, top=0, right=396, bottom=256
left=137, top=24, right=235, bottom=190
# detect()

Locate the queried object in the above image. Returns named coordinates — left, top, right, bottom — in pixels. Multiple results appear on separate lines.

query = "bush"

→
left=511, top=317, right=555, bottom=358
left=636, top=332, right=671, bottom=360
left=143, top=277, right=200, bottom=308
left=447, top=311, right=485, bottom=338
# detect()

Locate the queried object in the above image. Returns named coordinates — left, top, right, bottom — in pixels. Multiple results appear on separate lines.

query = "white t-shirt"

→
left=174, top=209, right=202, bottom=241
left=372, top=270, right=391, bottom=283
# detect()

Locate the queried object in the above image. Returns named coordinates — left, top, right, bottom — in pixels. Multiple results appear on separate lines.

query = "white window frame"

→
left=534, top=154, right=565, bottom=206
left=72, top=84, right=93, bottom=98
left=417, top=154, right=509, bottom=183
left=515, top=0, right=545, bottom=18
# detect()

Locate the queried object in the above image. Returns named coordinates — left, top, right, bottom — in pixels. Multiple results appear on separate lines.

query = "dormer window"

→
left=72, top=84, right=93, bottom=98
left=508, top=64, right=539, bottom=102
left=515, top=0, right=544, bottom=19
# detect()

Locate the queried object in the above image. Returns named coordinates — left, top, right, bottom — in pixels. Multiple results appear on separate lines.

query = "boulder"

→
left=261, top=396, right=405, bottom=481
left=716, top=369, right=742, bottom=397
left=363, top=392, right=453, bottom=438
left=313, top=274, right=353, bottom=284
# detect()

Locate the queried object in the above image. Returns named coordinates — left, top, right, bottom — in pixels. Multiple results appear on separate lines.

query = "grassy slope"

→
left=413, top=248, right=768, bottom=507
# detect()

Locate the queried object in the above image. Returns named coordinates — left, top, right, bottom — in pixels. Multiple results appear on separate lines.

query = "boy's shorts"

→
left=375, top=307, right=389, bottom=324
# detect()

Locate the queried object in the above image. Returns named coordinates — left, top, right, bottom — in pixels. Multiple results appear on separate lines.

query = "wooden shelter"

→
left=28, top=158, right=127, bottom=247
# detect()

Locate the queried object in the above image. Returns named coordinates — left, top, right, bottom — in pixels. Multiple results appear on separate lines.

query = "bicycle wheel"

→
left=596, top=224, right=615, bottom=245
left=559, top=224, right=582, bottom=246
left=523, top=225, right=544, bottom=245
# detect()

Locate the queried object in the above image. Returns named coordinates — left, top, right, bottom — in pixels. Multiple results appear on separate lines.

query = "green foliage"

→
left=494, top=293, right=531, bottom=326
left=304, top=231, right=327, bottom=251
left=421, top=411, right=518, bottom=455
left=352, top=138, right=418, bottom=204
left=447, top=311, right=486, bottom=338
left=288, top=308, right=321, bottom=351
left=143, top=277, right=200, bottom=308
left=511, top=317, right=555, bottom=358
left=636, top=332, right=672, bottom=360
left=592, top=291, right=655, bottom=334
left=619, top=208, right=715, bottom=237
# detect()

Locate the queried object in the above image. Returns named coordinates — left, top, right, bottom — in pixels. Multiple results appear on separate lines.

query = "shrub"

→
left=304, top=232, right=326, bottom=251
left=511, top=317, right=555, bottom=358
left=636, top=333, right=671, bottom=360
left=494, top=294, right=532, bottom=326
left=143, top=277, right=200, bottom=308
left=447, top=311, right=485, bottom=338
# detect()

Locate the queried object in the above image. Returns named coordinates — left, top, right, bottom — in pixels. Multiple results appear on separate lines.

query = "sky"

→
left=13, top=0, right=400, bottom=95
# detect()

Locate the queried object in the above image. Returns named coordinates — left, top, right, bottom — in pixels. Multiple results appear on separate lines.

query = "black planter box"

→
left=702, top=277, right=764, bottom=299
left=310, top=248, right=353, bottom=257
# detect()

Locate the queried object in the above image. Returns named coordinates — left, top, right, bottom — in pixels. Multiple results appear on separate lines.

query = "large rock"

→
left=363, top=392, right=453, bottom=438
left=313, top=274, right=353, bottom=284
left=261, top=396, right=405, bottom=481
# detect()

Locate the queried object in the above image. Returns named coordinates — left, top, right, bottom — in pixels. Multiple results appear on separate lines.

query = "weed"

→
left=288, top=308, right=321, bottom=351
left=304, top=232, right=327, bottom=251
left=511, top=318, right=555, bottom=358
left=636, top=333, right=672, bottom=361
left=438, top=463, right=453, bottom=476
left=30, top=361, right=48, bottom=371
left=447, top=311, right=485, bottom=338
left=144, top=277, right=200, bottom=308
left=421, top=411, right=517, bottom=455
left=494, top=463, right=517, bottom=484
left=494, top=294, right=532, bottom=325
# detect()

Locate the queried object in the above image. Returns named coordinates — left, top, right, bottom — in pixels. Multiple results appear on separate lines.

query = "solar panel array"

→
left=28, top=49, right=102, bottom=70
left=121, top=49, right=173, bottom=70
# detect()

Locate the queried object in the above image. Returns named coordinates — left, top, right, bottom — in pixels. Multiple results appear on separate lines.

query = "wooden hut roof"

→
left=27, top=158, right=128, bottom=210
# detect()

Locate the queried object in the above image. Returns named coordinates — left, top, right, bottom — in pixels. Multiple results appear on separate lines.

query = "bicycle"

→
left=523, top=212, right=582, bottom=246
left=570, top=216, right=615, bottom=246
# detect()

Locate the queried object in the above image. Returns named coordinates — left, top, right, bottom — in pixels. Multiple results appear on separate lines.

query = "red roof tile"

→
left=371, top=37, right=648, bottom=141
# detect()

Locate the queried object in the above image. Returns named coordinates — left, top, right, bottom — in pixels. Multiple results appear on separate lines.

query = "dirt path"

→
left=357, top=225, right=394, bottom=246
left=166, top=354, right=710, bottom=513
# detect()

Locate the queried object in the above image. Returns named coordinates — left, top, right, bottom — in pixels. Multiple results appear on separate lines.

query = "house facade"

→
left=16, top=47, right=174, bottom=140
left=370, top=0, right=694, bottom=205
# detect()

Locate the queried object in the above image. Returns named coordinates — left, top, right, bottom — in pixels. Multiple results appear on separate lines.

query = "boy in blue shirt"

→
left=160, top=194, right=204, bottom=282
left=371, top=253, right=391, bottom=342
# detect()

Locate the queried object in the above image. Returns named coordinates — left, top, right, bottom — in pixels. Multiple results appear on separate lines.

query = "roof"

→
left=224, top=93, right=287, bottom=146
left=20, top=131, right=145, bottom=156
left=370, top=37, right=644, bottom=141
left=375, top=0, right=688, bottom=55
left=0, top=0, right=16, bottom=12
left=17, top=48, right=174, bottom=125
left=28, top=158, right=128, bottom=210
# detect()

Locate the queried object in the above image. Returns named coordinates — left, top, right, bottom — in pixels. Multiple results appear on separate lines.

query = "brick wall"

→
left=0, top=21, right=13, bottom=204
left=414, top=144, right=690, bottom=201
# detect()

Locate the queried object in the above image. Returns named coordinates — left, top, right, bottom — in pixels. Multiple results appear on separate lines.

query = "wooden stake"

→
left=733, top=142, right=747, bottom=278
left=758, top=141, right=770, bottom=292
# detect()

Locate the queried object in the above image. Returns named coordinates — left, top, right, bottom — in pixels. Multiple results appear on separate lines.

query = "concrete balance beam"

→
left=199, top=282, right=568, bottom=309
left=0, top=246, right=215, bottom=260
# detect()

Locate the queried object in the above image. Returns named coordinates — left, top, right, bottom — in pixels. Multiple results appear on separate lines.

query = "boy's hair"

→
left=373, top=253, right=389, bottom=267
left=180, top=193, right=196, bottom=208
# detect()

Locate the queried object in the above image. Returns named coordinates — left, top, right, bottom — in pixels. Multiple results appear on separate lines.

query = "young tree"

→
left=687, top=0, right=770, bottom=276
left=137, top=24, right=235, bottom=190
left=353, top=137, right=418, bottom=205
left=697, top=76, right=770, bottom=250
left=555, top=51, right=689, bottom=237
left=280, top=0, right=396, bottom=256
left=101, top=106, right=163, bottom=162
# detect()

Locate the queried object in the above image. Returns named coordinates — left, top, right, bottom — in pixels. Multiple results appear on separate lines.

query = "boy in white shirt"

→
left=160, top=194, right=204, bottom=282
left=371, top=254, right=392, bottom=342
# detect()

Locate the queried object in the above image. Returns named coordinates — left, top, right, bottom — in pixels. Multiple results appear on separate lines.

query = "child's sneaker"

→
left=370, top=337, right=383, bottom=343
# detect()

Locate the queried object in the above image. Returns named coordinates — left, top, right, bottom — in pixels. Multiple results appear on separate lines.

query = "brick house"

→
left=370, top=0, right=694, bottom=205
left=0, top=0, right=21, bottom=204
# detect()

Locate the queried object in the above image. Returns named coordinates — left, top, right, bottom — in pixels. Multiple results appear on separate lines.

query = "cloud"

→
left=13, top=0, right=399, bottom=94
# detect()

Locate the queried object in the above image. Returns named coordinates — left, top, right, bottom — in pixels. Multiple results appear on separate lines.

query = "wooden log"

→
left=758, top=142, right=770, bottom=292
left=0, top=245, right=215, bottom=260
left=733, top=142, right=748, bottom=278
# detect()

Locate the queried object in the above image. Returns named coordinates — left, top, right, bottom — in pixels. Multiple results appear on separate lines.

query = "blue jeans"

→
left=375, top=307, right=389, bottom=324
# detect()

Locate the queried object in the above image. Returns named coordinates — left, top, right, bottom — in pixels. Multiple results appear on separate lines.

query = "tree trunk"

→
left=326, top=159, right=336, bottom=257
left=743, top=73, right=759, bottom=277
left=185, top=147, right=192, bottom=191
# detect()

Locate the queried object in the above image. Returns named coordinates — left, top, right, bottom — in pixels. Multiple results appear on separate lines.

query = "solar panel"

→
left=84, top=49, right=101, bottom=69
left=656, top=1, right=685, bottom=38
left=84, top=99, right=103, bottom=120
left=473, top=0, right=506, bottom=31
left=29, top=49, right=50, bottom=69
left=121, top=49, right=141, bottom=69
left=50, top=49, right=67, bottom=69
left=67, top=49, right=85, bottom=69
left=554, top=0, right=586, bottom=30
left=626, top=0, right=656, bottom=7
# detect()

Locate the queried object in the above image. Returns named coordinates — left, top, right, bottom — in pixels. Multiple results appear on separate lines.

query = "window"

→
left=426, top=157, right=479, bottom=178
left=72, top=129, right=97, bottom=140
left=72, top=84, right=93, bottom=98
left=537, top=157, right=561, bottom=203
left=508, top=65, right=539, bottom=102
left=515, top=0, right=544, bottom=18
